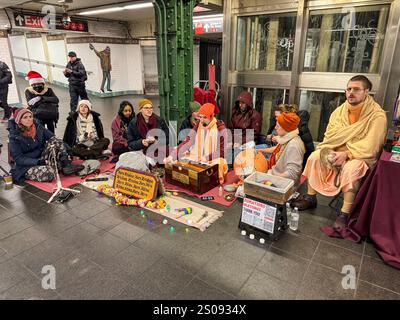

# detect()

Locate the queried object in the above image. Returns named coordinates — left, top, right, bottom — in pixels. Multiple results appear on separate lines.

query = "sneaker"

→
left=100, top=89, right=105, bottom=93
left=107, top=89, right=112, bottom=92
left=291, top=194, right=317, bottom=210
left=102, top=149, right=112, bottom=155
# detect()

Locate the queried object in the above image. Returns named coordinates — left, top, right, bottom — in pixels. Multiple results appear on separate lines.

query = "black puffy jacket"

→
left=0, top=61, right=12, bottom=89
left=25, top=86, right=59, bottom=122
left=64, top=58, right=87, bottom=86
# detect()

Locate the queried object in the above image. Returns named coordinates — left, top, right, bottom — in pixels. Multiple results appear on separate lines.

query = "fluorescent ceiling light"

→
left=123, top=3, right=153, bottom=10
left=193, top=14, right=223, bottom=20
left=79, top=7, right=124, bottom=15
left=79, top=2, right=153, bottom=15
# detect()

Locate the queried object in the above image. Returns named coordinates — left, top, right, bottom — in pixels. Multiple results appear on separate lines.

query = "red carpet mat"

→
left=163, top=170, right=239, bottom=207
left=26, top=159, right=116, bottom=193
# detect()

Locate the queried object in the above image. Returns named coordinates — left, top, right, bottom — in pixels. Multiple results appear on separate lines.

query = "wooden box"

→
left=165, top=161, right=219, bottom=194
left=244, top=172, right=294, bottom=205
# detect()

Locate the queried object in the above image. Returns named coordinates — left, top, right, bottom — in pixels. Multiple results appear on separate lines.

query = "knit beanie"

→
left=77, top=99, right=92, bottom=112
left=198, top=103, right=215, bottom=120
left=25, top=71, right=44, bottom=86
left=14, top=108, right=32, bottom=124
left=139, top=99, right=153, bottom=110
left=188, top=101, right=201, bottom=113
left=277, top=112, right=300, bottom=132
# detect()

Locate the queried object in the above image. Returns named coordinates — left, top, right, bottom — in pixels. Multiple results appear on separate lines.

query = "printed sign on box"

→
left=113, top=168, right=158, bottom=201
left=241, top=197, right=277, bottom=234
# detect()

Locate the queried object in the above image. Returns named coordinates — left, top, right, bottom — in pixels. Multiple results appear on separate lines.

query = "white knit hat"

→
left=25, top=70, right=45, bottom=86
left=77, top=99, right=92, bottom=111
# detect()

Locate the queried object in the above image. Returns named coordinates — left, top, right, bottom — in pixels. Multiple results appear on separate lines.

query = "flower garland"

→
left=96, top=183, right=167, bottom=209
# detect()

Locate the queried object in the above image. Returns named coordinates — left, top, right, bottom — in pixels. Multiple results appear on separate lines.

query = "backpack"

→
left=78, top=160, right=101, bottom=176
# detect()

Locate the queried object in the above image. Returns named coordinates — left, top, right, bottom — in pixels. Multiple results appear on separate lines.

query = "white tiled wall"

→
left=8, top=35, right=30, bottom=74
left=0, top=36, right=20, bottom=105
left=26, top=37, right=48, bottom=79
left=66, top=42, right=144, bottom=94
left=47, top=39, right=68, bottom=86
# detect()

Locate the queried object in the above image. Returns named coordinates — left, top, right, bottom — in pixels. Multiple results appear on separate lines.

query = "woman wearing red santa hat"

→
left=24, top=70, right=59, bottom=133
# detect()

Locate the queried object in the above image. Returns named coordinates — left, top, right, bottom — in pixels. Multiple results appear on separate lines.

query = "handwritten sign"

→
left=114, top=167, right=158, bottom=201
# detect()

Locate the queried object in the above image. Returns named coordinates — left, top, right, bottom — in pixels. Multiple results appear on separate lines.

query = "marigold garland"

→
left=96, top=183, right=166, bottom=209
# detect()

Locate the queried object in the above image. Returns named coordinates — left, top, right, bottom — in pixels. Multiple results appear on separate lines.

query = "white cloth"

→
left=77, top=113, right=98, bottom=146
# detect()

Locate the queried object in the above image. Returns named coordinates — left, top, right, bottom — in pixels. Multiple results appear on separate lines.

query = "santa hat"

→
left=14, top=108, right=32, bottom=125
left=277, top=112, right=300, bottom=132
left=198, top=103, right=215, bottom=120
left=26, top=71, right=44, bottom=86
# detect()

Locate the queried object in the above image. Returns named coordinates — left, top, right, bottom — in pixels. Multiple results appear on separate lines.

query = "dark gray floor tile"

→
left=0, top=209, right=18, bottom=223
left=54, top=222, right=104, bottom=250
left=52, top=251, right=104, bottom=290
left=0, top=277, right=60, bottom=300
left=117, top=258, right=194, bottom=300
left=238, top=269, right=298, bottom=300
left=271, top=231, right=319, bottom=260
left=363, top=241, right=382, bottom=261
left=14, top=237, right=76, bottom=274
left=76, top=232, right=131, bottom=265
left=58, top=269, right=128, bottom=300
left=313, top=241, right=362, bottom=273
left=359, top=256, right=400, bottom=294
left=355, top=280, right=400, bottom=300
left=176, top=277, right=236, bottom=300
left=0, top=215, right=33, bottom=240
left=69, top=198, right=110, bottom=220
left=0, top=259, right=36, bottom=293
left=296, top=212, right=333, bottom=239
left=256, top=247, right=310, bottom=285
left=108, top=221, right=148, bottom=243
left=319, top=234, right=364, bottom=254
left=217, top=238, right=266, bottom=267
left=0, top=247, right=10, bottom=263
left=87, top=207, right=129, bottom=231
left=101, top=244, right=160, bottom=281
left=0, top=226, right=49, bottom=256
left=133, top=232, right=176, bottom=258
left=19, top=211, right=83, bottom=236
left=296, top=263, right=355, bottom=300
left=196, top=253, right=255, bottom=295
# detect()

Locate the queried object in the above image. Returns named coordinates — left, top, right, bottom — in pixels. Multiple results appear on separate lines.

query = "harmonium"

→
left=165, top=160, right=219, bottom=194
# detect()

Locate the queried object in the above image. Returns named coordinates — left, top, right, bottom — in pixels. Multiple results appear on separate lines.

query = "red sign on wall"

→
left=14, top=13, right=88, bottom=32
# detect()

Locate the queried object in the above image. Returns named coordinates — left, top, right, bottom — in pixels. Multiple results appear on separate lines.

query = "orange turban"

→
left=198, top=103, right=215, bottom=120
left=277, top=112, right=300, bottom=132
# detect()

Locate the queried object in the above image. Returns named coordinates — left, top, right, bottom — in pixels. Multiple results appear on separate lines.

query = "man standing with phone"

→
left=63, top=51, right=88, bottom=113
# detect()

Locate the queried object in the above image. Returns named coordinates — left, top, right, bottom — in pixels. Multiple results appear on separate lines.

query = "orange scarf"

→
left=21, top=123, right=37, bottom=139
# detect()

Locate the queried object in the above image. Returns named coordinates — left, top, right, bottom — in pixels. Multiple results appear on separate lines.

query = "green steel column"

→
left=154, top=0, right=198, bottom=125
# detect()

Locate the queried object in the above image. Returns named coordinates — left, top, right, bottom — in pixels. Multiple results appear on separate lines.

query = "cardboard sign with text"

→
left=114, top=167, right=159, bottom=201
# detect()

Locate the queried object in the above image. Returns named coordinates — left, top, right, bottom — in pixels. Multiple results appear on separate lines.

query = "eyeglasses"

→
left=345, top=88, right=366, bottom=93
left=142, top=107, right=153, bottom=110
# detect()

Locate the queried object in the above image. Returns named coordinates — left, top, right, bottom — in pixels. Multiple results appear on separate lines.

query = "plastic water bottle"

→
left=289, top=207, right=299, bottom=231
left=286, top=202, right=292, bottom=226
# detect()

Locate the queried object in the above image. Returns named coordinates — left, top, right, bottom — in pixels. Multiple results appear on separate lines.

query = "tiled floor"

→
left=0, top=77, right=399, bottom=300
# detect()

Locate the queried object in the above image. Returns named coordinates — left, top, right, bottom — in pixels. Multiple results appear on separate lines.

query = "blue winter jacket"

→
left=7, top=119, right=54, bottom=182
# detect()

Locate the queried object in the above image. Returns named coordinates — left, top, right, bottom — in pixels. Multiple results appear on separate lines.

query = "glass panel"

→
left=236, top=13, right=297, bottom=71
left=304, top=5, right=389, bottom=73
left=299, top=90, right=346, bottom=142
left=233, top=87, right=289, bottom=134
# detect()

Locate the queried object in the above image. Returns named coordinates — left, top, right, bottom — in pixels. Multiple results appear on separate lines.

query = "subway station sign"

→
left=13, top=13, right=88, bottom=32
left=194, top=20, right=223, bottom=35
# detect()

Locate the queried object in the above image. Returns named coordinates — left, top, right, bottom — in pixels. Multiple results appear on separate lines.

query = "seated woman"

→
left=8, top=108, right=68, bottom=183
left=258, top=112, right=305, bottom=184
left=63, top=100, right=110, bottom=160
left=262, top=104, right=314, bottom=168
left=111, top=100, right=135, bottom=161
left=127, top=99, right=169, bottom=163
